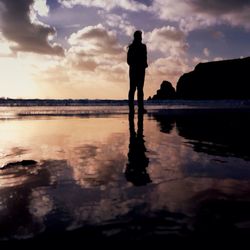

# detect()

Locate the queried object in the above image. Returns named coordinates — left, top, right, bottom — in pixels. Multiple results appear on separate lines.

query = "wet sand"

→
left=0, top=107, right=250, bottom=245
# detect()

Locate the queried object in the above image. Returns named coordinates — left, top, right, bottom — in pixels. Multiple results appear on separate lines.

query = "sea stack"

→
left=151, top=81, right=176, bottom=100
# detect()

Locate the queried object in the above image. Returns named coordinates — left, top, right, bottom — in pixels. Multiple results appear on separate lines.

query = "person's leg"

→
left=129, top=68, right=137, bottom=112
left=137, top=69, right=146, bottom=112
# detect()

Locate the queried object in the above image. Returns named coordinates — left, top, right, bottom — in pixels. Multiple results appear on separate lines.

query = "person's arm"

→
left=127, top=47, right=131, bottom=66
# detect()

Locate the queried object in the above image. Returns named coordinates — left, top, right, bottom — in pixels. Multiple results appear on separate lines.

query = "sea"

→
left=0, top=99, right=250, bottom=245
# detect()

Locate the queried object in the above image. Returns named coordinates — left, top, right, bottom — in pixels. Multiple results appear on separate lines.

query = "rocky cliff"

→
left=176, top=57, right=250, bottom=99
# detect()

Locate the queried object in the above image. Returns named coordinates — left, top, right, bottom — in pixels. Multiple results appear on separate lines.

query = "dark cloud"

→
left=211, top=31, right=225, bottom=40
left=153, top=0, right=250, bottom=31
left=134, top=0, right=153, bottom=7
left=0, top=0, right=64, bottom=55
left=191, top=0, right=250, bottom=14
left=70, top=57, right=98, bottom=71
left=68, top=24, right=124, bottom=55
left=67, top=24, right=125, bottom=73
left=189, top=0, right=250, bottom=30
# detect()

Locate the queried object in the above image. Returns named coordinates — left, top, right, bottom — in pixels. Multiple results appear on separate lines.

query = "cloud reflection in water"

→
left=0, top=110, right=250, bottom=241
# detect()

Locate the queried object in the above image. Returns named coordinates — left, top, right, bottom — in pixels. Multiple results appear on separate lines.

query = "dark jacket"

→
left=127, top=42, right=148, bottom=69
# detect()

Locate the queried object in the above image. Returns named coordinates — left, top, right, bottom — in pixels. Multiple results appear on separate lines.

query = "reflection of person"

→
left=125, top=111, right=151, bottom=186
left=127, top=30, right=148, bottom=114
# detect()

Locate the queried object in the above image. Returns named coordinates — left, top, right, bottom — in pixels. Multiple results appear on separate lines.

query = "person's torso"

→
left=128, top=43, right=147, bottom=68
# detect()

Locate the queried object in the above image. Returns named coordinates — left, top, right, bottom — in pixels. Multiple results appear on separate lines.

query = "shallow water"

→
left=0, top=106, right=250, bottom=243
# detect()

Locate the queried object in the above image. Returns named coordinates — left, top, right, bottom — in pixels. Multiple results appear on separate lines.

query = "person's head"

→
left=133, top=30, right=142, bottom=43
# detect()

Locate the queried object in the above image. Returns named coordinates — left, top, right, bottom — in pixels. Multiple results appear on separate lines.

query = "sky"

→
left=0, top=0, right=250, bottom=99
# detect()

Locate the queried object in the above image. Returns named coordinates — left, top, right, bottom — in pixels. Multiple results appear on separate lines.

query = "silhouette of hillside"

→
left=150, top=57, right=250, bottom=100
left=176, top=57, right=250, bottom=99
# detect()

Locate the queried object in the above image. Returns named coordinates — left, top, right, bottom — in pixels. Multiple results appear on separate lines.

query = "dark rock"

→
left=176, top=57, right=250, bottom=99
left=1, top=160, right=37, bottom=169
left=152, top=81, right=176, bottom=100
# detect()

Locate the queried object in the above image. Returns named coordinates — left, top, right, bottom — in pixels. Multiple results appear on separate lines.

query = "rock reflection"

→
left=152, top=109, right=250, bottom=160
left=125, top=111, right=151, bottom=186
left=151, top=113, right=175, bottom=134
left=176, top=110, right=250, bottom=161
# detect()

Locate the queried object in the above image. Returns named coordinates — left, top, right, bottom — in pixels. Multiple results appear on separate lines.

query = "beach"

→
left=0, top=102, right=250, bottom=245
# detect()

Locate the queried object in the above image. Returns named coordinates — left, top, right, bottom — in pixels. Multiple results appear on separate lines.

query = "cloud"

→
left=98, top=11, right=135, bottom=37
left=213, top=56, right=224, bottom=61
left=68, top=24, right=124, bottom=56
left=67, top=24, right=128, bottom=87
left=0, top=0, right=64, bottom=55
left=66, top=24, right=127, bottom=78
left=152, top=0, right=250, bottom=31
left=58, top=0, right=148, bottom=11
left=190, top=0, right=249, bottom=14
left=190, top=0, right=250, bottom=29
left=192, top=55, right=225, bottom=65
left=32, top=24, right=128, bottom=99
left=145, top=26, right=188, bottom=56
left=212, top=31, right=225, bottom=39
left=149, top=56, right=190, bottom=84
left=0, top=24, right=128, bottom=99
left=144, top=56, right=191, bottom=98
left=0, top=32, right=13, bottom=57
left=33, top=0, right=49, bottom=17
left=203, top=48, right=210, bottom=57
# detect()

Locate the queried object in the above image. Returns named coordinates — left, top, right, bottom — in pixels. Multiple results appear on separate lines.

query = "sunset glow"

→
left=0, top=0, right=250, bottom=99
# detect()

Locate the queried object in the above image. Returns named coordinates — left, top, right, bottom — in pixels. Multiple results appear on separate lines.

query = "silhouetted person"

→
left=127, top=30, right=148, bottom=113
left=125, top=110, right=151, bottom=186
